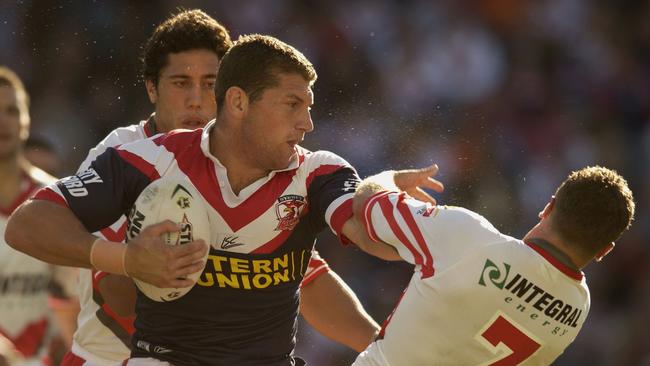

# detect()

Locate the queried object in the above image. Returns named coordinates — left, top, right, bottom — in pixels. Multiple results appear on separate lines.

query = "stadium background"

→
left=1, top=1, right=648, bottom=365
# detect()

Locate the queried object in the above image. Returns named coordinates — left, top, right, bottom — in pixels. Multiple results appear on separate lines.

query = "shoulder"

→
left=298, top=147, right=355, bottom=175
left=407, top=204, right=508, bottom=248
left=436, top=206, right=497, bottom=228
left=100, top=123, right=146, bottom=148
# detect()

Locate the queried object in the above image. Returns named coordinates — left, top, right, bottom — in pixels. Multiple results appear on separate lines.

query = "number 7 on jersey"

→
left=475, top=312, right=543, bottom=366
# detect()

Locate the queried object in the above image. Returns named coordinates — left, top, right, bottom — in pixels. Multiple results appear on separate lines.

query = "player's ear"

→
left=224, top=86, right=248, bottom=119
left=595, top=242, right=615, bottom=262
left=539, top=196, right=556, bottom=219
left=145, top=80, right=158, bottom=104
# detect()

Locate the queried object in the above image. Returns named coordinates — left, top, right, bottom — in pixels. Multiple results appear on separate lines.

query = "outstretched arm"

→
left=343, top=164, right=444, bottom=259
left=5, top=199, right=207, bottom=288
left=300, top=269, right=379, bottom=352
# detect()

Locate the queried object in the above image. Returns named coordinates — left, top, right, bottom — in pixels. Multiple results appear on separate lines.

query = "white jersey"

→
left=71, top=119, right=152, bottom=366
left=0, top=167, right=75, bottom=365
left=71, top=118, right=334, bottom=365
left=353, top=192, right=590, bottom=366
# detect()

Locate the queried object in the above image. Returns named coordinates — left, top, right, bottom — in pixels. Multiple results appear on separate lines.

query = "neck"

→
left=524, top=223, right=584, bottom=270
left=210, top=123, right=269, bottom=195
left=0, top=156, right=25, bottom=207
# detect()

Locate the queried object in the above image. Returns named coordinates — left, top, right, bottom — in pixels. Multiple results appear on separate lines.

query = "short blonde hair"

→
left=0, top=66, right=30, bottom=132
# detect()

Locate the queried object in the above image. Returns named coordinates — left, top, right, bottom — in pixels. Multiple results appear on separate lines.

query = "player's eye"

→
left=204, top=81, right=216, bottom=89
left=3, top=105, right=20, bottom=116
left=173, top=80, right=189, bottom=88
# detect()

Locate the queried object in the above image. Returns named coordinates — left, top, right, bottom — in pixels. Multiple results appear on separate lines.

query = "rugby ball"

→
left=126, top=177, right=210, bottom=302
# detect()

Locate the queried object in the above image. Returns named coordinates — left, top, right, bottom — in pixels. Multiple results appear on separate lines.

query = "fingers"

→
left=126, top=237, right=209, bottom=288
left=140, top=220, right=182, bottom=237
left=172, top=239, right=209, bottom=258
left=424, top=177, right=445, bottom=193
left=418, top=164, right=439, bottom=176
left=408, top=187, right=437, bottom=205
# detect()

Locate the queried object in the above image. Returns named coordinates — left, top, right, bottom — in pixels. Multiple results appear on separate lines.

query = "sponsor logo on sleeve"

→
left=60, top=168, right=104, bottom=197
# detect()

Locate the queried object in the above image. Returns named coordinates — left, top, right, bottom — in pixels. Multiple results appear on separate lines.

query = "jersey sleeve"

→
left=305, top=151, right=361, bottom=240
left=300, top=250, right=331, bottom=288
left=361, top=191, right=504, bottom=278
left=33, top=137, right=171, bottom=233
left=77, top=124, right=147, bottom=173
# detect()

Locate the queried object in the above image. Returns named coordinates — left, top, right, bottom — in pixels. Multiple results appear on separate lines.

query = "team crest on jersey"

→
left=275, top=195, right=306, bottom=231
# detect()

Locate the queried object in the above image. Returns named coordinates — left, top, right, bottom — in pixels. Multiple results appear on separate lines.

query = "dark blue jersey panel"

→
left=55, top=147, right=153, bottom=233
left=307, top=166, right=360, bottom=228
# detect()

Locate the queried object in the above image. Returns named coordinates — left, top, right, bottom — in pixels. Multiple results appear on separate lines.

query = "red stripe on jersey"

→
left=329, top=198, right=353, bottom=236
left=301, top=253, right=330, bottom=287
left=153, top=130, right=300, bottom=232
left=305, top=164, right=343, bottom=189
left=60, top=351, right=87, bottom=366
left=101, top=303, right=135, bottom=335
left=377, top=194, right=425, bottom=268
left=32, top=187, right=68, bottom=207
left=525, top=241, right=584, bottom=281
left=116, top=149, right=161, bottom=181
left=93, top=270, right=109, bottom=283
left=0, top=318, right=48, bottom=357
left=300, top=265, right=329, bottom=288
left=91, top=270, right=135, bottom=335
left=251, top=230, right=293, bottom=254
left=396, top=195, right=434, bottom=278
left=61, top=351, right=86, bottom=366
left=100, top=222, right=127, bottom=242
left=361, top=191, right=393, bottom=242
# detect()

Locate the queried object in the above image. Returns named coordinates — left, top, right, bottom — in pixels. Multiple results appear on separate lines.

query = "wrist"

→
left=367, top=170, right=398, bottom=191
left=89, top=238, right=129, bottom=277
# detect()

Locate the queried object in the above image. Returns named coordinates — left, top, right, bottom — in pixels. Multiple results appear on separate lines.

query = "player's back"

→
left=355, top=203, right=590, bottom=366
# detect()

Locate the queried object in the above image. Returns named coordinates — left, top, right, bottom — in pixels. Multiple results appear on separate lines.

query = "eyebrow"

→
left=286, top=93, right=313, bottom=106
left=167, top=73, right=217, bottom=79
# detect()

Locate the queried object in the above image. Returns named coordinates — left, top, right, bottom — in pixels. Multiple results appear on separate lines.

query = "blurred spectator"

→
left=24, top=136, right=62, bottom=177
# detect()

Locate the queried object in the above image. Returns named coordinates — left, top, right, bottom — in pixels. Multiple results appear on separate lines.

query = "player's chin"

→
left=271, top=150, right=297, bottom=170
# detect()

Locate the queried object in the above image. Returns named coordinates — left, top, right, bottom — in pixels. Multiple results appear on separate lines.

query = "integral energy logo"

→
left=477, top=258, right=584, bottom=334
left=478, top=259, right=511, bottom=289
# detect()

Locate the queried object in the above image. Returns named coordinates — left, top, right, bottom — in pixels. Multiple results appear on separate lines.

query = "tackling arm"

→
left=300, top=270, right=379, bottom=352
left=6, top=199, right=98, bottom=267
left=5, top=198, right=207, bottom=288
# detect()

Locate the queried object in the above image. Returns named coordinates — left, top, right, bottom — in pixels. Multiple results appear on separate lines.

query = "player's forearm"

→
left=5, top=199, right=96, bottom=267
left=300, top=271, right=379, bottom=352
left=98, top=274, right=137, bottom=317
left=342, top=218, right=401, bottom=261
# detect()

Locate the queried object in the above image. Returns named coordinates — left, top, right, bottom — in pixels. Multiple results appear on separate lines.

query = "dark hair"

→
left=215, top=34, right=317, bottom=113
left=142, top=9, right=232, bottom=85
left=551, top=166, right=635, bottom=255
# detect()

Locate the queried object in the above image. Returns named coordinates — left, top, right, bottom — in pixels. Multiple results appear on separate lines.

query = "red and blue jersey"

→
left=35, top=121, right=359, bottom=366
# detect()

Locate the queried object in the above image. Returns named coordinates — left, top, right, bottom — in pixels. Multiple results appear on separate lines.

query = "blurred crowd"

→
left=2, top=0, right=649, bottom=365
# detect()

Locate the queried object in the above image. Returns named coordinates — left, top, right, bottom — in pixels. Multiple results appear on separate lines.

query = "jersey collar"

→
left=525, top=238, right=584, bottom=281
